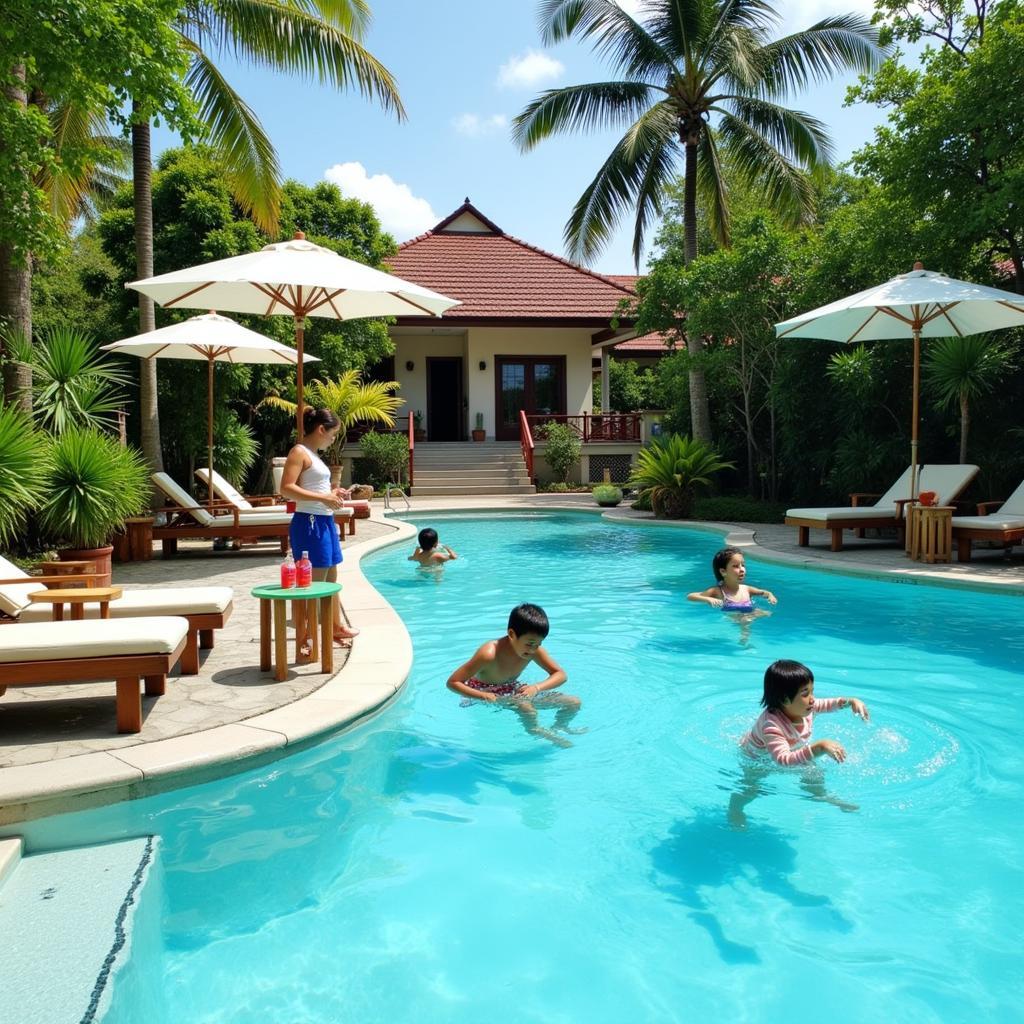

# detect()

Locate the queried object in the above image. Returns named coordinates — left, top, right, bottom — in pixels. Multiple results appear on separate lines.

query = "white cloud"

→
left=322, top=162, right=436, bottom=239
left=452, top=112, right=508, bottom=137
left=497, top=50, right=565, bottom=89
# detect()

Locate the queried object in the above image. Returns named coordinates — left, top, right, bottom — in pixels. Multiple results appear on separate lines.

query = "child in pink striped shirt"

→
left=730, top=660, right=869, bottom=827
left=743, top=659, right=869, bottom=766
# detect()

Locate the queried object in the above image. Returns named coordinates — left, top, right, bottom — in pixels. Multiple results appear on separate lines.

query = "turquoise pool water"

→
left=13, top=512, right=1024, bottom=1022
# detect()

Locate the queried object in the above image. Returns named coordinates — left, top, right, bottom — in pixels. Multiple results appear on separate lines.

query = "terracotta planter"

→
left=472, top=429, right=486, bottom=442
left=59, top=544, right=114, bottom=587
left=414, top=428, right=427, bottom=442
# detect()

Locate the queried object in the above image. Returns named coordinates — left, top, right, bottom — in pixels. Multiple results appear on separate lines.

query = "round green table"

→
left=251, top=581, right=342, bottom=681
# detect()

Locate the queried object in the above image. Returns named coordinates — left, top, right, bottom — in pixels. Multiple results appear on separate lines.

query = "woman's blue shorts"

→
left=289, top=513, right=341, bottom=569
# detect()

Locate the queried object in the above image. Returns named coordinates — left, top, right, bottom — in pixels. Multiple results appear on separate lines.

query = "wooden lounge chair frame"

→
left=786, top=493, right=906, bottom=553
left=953, top=500, right=1024, bottom=562
left=1, top=560, right=233, bottom=675
left=0, top=634, right=187, bottom=733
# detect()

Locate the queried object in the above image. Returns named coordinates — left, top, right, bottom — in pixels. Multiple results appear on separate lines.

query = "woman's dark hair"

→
left=303, top=407, right=341, bottom=435
left=418, top=527, right=438, bottom=551
left=712, top=547, right=743, bottom=583
left=761, top=660, right=814, bottom=710
left=508, top=603, right=549, bottom=639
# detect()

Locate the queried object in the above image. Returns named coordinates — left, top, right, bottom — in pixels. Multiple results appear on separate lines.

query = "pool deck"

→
left=2, top=494, right=1022, bottom=827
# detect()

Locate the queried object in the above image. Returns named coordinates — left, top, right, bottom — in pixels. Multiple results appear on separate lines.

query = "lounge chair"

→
left=195, top=467, right=358, bottom=534
left=0, top=617, right=189, bottom=732
left=151, top=472, right=353, bottom=557
left=0, top=555, right=232, bottom=675
left=785, top=464, right=979, bottom=552
left=951, top=479, right=1024, bottom=562
left=268, top=461, right=372, bottom=520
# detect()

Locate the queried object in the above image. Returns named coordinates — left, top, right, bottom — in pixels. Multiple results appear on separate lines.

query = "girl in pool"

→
left=279, top=407, right=360, bottom=656
left=687, top=547, right=777, bottom=613
left=729, top=659, right=870, bottom=827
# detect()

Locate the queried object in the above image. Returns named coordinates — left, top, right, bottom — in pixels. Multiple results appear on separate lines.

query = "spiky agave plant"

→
left=0, top=403, right=49, bottom=545
left=628, top=434, right=734, bottom=518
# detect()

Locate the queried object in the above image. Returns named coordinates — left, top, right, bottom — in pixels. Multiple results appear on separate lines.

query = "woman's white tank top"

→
left=294, top=445, right=334, bottom=516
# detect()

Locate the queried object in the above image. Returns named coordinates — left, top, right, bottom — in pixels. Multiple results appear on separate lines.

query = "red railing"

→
left=526, top=413, right=641, bottom=442
left=519, top=409, right=534, bottom=480
left=407, top=412, right=415, bottom=489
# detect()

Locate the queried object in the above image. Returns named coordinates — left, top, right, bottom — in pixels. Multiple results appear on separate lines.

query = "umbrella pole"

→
left=910, top=326, right=921, bottom=500
left=295, top=313, right=305, bottom=443
left=208, top=358, right=215, bottom=510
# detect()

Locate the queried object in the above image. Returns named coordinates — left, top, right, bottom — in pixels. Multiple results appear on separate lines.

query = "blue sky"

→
left=154, top=0, right=889, bottom=275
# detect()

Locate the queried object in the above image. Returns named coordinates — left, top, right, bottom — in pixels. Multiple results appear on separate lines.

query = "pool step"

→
left=0, top=836, right=161, bottom=1024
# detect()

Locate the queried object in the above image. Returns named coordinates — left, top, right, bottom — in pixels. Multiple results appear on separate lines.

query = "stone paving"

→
left=0, top=519, right=398, bottom=770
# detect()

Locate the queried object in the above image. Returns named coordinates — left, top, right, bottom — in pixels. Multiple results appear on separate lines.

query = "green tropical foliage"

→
left=540, top=422, right=583, bottom=482
left=38, top=428, right=150, bottom=548
left=924, top=335, right=1016, bottom=464
left=261, top=369, right=402, bottom=464
left=592, top=483, right=623, bottom=506
left=2, top=326, right=130, bottom=435
left=358, top=430, right=409, bottom=486
left=513, top=0, right=882, bottom=442
left=207, top=412, right=261, bottom=489
left=628, top=434, right=734, bottom=518
left=0, top=403, right=49, bottom=544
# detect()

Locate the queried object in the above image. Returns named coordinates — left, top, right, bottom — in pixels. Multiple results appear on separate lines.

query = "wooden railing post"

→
left=408, top=412, right=415, bottom=489
left=519, top=410, right=535, bottom=481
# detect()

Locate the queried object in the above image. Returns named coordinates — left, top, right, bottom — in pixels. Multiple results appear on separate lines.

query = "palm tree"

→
left=924, top=335, right=1014, bottom=464
left=512, top=0, right=883, bottom=441
left=131, top=0, right=406, bottom=473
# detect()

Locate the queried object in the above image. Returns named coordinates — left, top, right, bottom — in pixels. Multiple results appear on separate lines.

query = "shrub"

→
left=205, top=413, right=259, bottom=489
left=0, top=403, right=49, bottom=545
left=592, top=484, right=623, bottom=507
left=694, top=496, right=789, bottom=524
left=38, top=428, right=150, bottom=549
left=628, top=434, right=734, bottom=519
left=541, top=421, right=581, bottom=482
left=359, top=430, right=409, bottom=487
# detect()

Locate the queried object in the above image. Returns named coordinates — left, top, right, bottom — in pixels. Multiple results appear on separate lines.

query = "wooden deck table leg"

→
left=319, top=595, right=333, bottom=675
left=116, top=678, right=142, bottom=733
left=259, top=599, right=271, bottom=672
left=199, top=629, right=215, bottom=649
left=307, top=600, right=319, bottom=661
left=181, top=630, right=200, bottom=675
left=273, top=600, right=288, bottom=681
left=797, top=525, right=809, bottom=547
left=53, top=603, right=64, bottom=622
left=99, top=600, right=111, bottom=619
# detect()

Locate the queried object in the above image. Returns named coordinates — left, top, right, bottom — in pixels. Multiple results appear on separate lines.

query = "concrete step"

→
left=414, top=467, right=530, bottom=478
left=412, top=484, right=537, bottom=496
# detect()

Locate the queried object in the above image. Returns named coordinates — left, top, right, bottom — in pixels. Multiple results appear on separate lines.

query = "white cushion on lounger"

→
left=153, top=471, right=218, bottom=526
left=16, top=586, right=233, bottom=623
left=951, top=515, right=1024, bottom=532
left=785, top=505, right=900, bottom=522
left=917, top=464, right=981, bottom=505
left=0, top=617, right=189, bottom=663
left=195, top=467, right=288, bottom=513
left=0, top=555, right=46, bottom=617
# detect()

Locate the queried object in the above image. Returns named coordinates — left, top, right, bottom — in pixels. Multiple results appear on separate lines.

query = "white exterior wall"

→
left=390, top=326, right=594, bottom=440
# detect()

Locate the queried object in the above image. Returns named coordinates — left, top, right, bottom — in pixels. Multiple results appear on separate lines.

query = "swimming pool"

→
left=13, top=512, right=1024, bottom=1022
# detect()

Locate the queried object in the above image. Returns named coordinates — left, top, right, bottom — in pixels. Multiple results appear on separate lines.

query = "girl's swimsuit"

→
left=718, top=586, right=755, bottom=613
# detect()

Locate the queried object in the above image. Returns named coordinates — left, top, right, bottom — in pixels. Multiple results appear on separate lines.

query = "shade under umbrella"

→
left=102, top=312, right=319, bottom=506
left=125, top=232, right=460, bottom=439
left=776, top=263, right=1024, bottom=496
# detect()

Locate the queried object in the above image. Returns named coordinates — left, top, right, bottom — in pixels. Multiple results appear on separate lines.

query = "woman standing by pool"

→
left=279, top=407, right=360, bottom=655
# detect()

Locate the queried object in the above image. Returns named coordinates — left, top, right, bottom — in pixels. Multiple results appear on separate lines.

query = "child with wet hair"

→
left=409, top=527, right=457, bottom=568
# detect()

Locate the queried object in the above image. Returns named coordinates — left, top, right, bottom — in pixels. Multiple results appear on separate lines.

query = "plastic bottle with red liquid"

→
left=280, top=553, right=296, bottom=589
left=296, top=550, right=313, bottom=589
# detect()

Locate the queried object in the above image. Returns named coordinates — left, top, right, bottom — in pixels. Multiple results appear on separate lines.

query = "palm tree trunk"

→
left=682, top=132, right=711, bottom=443
left=131, top=107, right=164, bottom=473
left=959, top=394, right=969, bottom=465
left=0, top=65, right=33, bottom=413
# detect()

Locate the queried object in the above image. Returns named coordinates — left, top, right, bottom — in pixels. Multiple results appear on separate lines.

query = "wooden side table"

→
left=251, top=581, right=341, bottom=682
left=28, top=586, right=123, bottom=621
left=910, top=505, right=954, bottom=563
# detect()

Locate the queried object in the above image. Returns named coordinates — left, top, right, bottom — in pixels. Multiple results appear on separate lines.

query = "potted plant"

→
left=413, top=409, right=427, bottom=442
left=628, top=434, right=734, bottom=519
left=592, top=484, right=623, bottom=507
left=38, top=428, right=150, bottom=586
left=471, top=412, right=486, bottom=442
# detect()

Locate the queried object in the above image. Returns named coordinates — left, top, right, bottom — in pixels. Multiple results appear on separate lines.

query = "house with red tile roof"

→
left=382, top=201, right=668, bottom=481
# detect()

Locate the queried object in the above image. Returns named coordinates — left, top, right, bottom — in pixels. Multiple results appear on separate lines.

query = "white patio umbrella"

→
left=125, top=232, right=460, bottom=439
left=776, top=262, right=1024, bottom=496
left=101, top=312, right=319, bottom=506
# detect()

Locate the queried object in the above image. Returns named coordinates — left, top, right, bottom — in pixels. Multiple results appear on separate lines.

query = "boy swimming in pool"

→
left=409, top=527, right=457, bottom=569
left=447, top=603, right=583, bottom=748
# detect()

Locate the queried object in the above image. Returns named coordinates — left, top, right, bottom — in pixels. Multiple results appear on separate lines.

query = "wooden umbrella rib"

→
left=164, top=282, right=215, bottom=308
left=844, top=307, right=884, bottom=343
left=932, top=303, right=965, bottom=337
left=997, top=299, right=1024, bottom=314
left=392, top=293, right=441, bottom=317
left=147, top=343, right=172, bottom=358
left=252, top=281, right=294, bottom=314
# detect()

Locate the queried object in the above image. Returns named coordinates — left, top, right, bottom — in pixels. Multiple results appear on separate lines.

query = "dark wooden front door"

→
left=427, top=357, right=464, bottom=441
left=494, top=356, right=567, bottom=440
